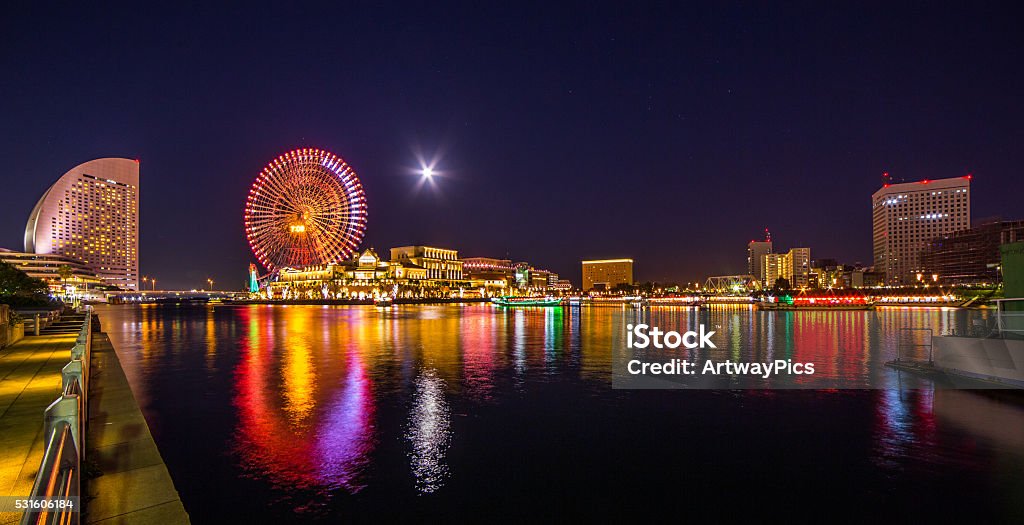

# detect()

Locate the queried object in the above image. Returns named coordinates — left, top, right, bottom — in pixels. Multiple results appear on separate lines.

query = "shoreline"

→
left=85, top=324, right=190, bottom=524
left=225, top=297, right=494, bottom=306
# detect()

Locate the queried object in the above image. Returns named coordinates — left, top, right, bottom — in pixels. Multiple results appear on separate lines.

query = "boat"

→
left=491, top=296, right=563, bottom=307
left=568, top=296, right=592, bottom=307
left=627, top=296, right=648, bottom=308
left=757, top=302, right=874, bottom=311
left=757, top=295, right=874, bottom=311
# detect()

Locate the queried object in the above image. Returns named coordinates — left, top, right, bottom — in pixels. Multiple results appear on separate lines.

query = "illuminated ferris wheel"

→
left=244, top=148, right=367, bottom=272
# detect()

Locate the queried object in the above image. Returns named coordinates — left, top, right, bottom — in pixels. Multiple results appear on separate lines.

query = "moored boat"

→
left=491, top=296, right=563, bottom=307
left=757, top=302, right=875, bottom=311
left=757, top=295, right=874, bottom=310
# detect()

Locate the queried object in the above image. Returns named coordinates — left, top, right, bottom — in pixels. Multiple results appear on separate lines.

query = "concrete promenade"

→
left=0, top=333, right=78, bottom=525
left=84, top=332, right=189, bottom=524
left=0, top=323, right=190, bottom=524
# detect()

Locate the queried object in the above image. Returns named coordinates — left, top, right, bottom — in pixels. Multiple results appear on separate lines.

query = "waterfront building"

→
left=785, top=247, right=811, bottom=288
left=762, top=248, right=810, bottom=288
left=463, top=257, right=515, bottom=279
left=920, top=218, right=1024, bottom=285
left=747, top=231, right=772, bottom=283
left=462, top=256, right=517, bottom=291
left=581, top=258, right=633, bottom=291
left=812, top=264, right=849, bottom=289
left=809, top=258, right=885, bottom=289
left=24, top=158, right=140, bottom=290
left=851, top=268, right=886, bottom=288
left=0, top=248, right=105, bottom=300
left=763, top=253, right=783, bottom=288
left=264, top=247, right=507, bottom=299
left=872, top=175, right=971, bottom=285
left=268, top=249, right=419, bottom=299
left=528, top=268, right=552, bottom=289
left=390, top=246, right=463, bottom=280
left=464, top=257, right=564, bottom=293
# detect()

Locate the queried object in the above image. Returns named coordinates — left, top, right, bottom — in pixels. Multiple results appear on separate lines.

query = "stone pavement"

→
left=0, top=329, right=190, bottom=525
left=0, top=333, right=78, bottom=525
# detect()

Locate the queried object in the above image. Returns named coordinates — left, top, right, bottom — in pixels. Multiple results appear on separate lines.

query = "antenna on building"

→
left=881, top=171, right=891, bottom=187
left=764, top=227, right=771, bottom=242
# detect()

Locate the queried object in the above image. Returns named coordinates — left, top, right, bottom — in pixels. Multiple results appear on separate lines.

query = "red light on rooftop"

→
left=920, top=179, right=930, bottom=184
left=964, top=173, right=973, bottom=180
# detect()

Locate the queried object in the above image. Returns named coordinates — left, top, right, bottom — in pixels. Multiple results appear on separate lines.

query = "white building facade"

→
left=872, top=176, right=970, bottom=285
left=25, top=158, right=140, bottom=290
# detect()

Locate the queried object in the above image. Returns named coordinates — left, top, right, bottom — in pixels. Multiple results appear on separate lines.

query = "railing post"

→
left=61, top=361, right=83, bottom=393
left=43, top=396, right=80, bottom=457
left=62, top=361, right=86, bottom=405
left=71, top=342, right=87, bottom=361
left=995, top=300, right=1003, bottom=336
left=82, top=312, right=92, bottom=354
left=34, top=314, right=40, bottom=336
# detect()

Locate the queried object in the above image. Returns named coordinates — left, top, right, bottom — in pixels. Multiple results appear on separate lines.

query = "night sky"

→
left=1, top=3, right=1021, bottom=290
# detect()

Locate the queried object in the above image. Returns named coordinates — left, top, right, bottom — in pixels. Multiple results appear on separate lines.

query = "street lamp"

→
left=207, top=278, right=214, bottom=291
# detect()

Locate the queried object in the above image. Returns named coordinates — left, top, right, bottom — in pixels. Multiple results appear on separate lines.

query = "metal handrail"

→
left=20, top=312, right=91, bottom=525
left=20, top=422, right=79, bottom=525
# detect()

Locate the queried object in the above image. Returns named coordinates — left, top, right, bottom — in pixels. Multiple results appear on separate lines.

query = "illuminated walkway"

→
left=0, top=333, right=77, bottom=525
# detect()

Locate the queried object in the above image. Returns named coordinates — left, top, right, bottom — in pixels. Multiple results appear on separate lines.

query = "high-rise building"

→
left=747, top=229, right=772, bottom=283
left=390, top=246, right=463, bottom=280
left=872, top=176, right=971, bottom=285
left=25, top=158, right=140, bottom=290
left=785, top=247, right=811, bottom=288
left=763, top=253, right=783, bottom=288
left=581, top=258, right=633, bottom=291
left=762, top=248, right=810, bottom=288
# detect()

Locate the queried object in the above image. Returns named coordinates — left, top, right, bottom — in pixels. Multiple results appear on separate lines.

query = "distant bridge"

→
left=703, top=275, right=762, bottom=294
left=103, top=290, right=249, bottom=303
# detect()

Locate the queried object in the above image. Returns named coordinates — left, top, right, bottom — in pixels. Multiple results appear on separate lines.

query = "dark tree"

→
left=772, top=277, right=791, bottom=292
left=0, top=261, right=49, bottom=297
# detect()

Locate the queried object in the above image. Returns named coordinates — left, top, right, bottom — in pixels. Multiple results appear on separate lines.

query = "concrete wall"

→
left=934, top=335, right=1024, bottom=388
left=1, top=305, right=26, bottom=348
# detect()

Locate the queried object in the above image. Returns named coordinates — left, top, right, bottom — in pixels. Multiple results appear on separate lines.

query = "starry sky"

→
left=1, top=2, right=1021, bottom=289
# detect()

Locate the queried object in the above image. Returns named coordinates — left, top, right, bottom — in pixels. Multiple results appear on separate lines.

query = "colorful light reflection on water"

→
left=97, top=304, right=1024, bottom=522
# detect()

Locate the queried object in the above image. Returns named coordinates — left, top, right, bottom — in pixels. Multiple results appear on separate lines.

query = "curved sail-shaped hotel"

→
left=25, top=158, right=140, bottom=290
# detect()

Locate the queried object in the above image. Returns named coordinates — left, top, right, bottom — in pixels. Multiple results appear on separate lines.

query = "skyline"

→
left=2, top=4, right=1022, bottom=289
